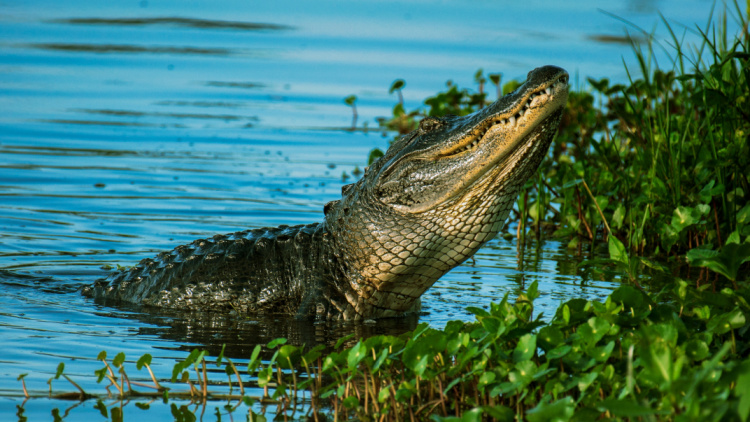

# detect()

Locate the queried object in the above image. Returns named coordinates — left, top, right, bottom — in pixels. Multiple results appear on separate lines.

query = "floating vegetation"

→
left=21, top=278, right=750, bottom=420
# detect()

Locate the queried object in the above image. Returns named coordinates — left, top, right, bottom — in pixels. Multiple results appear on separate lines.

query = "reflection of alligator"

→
left=85, top=65, right=568, bottom=321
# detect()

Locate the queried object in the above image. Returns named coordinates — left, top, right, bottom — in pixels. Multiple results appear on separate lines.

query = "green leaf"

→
left=368, top=148, right=384, bottom=165
left=688, top=241, right=750, bottom=281
left=343, top=95, right=357, bottom=106
left=136, top=354, right=152, bottom=370
left=546, top=345, right=572, bottom=359
left=55, top=362, right=65, bottom=379
left=377, top=384, right=392, bottom=403
left=342, top=396, right=359, bottom=409
left=256, top=367, right=273, bottom=387
left=706, top=308, right=746, bottom=334
left=347, top=341, right=367, bottom=370
left=578, top=317, right=611, bottom=346
left=389, top=79, right=405, bottom=93
left=266, top=337, right=287, bottom=349
left=608, top=235, right=629, bottom=267
left=527, top=280, right=540, bottom=301
left=537, top=326, right=564, bottom=351
left=526, top=397, right=575, bottom=422
left=113, top=352, right=125, bottom=368
left=512, top=334, right=537, bottom=362
left=597, top=399, right=656, bottom=417
left=466, top=306, right=490, bottom=317
left=248, top=344, right=262, bottom=373
left=277, top=344, right=301, bottom=370
left=735, top=360, right=750, bottom=421
left=335, top=333, right=355, bottom=350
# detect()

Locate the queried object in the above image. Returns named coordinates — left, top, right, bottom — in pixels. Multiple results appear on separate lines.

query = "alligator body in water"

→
left=85, top=65, right=569, bottom=321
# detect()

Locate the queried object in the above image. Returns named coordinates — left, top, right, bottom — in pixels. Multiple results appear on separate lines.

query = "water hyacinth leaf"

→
left=480, top=316, right=503, bottom=336
left=512, top=334, right=537, bottom=362
left=256, top=368, right=273, bottom=387
left=737, top=203, right=750, bottom=226
left=113, top=352, right=126, bottom=368
left=342, top=396, right=359, bottom=409
left=578, top=317, right=611, bottom=346
left=537, top=326, right=564, bottom=351
left=266, top=337, right=287, bottom=349
left=334, top=333, right=354, bottom=349
left=478, top=371, right=496, bottom=388
left=577, top=371, right=598, bottom=392
left=303, top=344, right=324, bottom=364
left=346, top=341, right=367, bottom=370
left=611, top=203, right=626, bottom=229
left=526, top=397, right=575, bottom=422
left=706, top=308, right=746, bottom=334
left=608, top=235, right=629, bottom=267
left=277, top=344, right=301, bottom=369
left=377, top=385, right=391, bottom=403
left=546, top=345, right=572, bottom=359
left=671, top=205, right=708, bottom=233
left=509, top=360, right=537, bottom=387
left=481, top=405, right=514, bottom=422
left=136, top=354, right=152, bottom=370
left=55, top=362, right=64, bottom=379
left=684, top=339, right=710, bottom=361
left=466, top=306, right=490, bottom=317
left=597, top=399, right=656, bottom=417
left=688, top=241, right=750, bottom=282
left=590, top=340, right=615, bottom=362
left=248, top=344, right=262, bottom=373
left=372, top=348, right=389, bottom=372
left=527, top=280, right=540, bottom=301
left=736, top=360, right=750, bottom=421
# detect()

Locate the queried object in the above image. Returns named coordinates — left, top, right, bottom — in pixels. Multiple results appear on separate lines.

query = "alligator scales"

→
left=85, top=66, right=569, bottom=321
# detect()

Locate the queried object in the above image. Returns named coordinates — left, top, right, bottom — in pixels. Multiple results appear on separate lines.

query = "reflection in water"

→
left=105, top=301, right=420, bottom=359
left=27, top=43, right=235, bottom=56
left=51, top=17, right=293, bottom=32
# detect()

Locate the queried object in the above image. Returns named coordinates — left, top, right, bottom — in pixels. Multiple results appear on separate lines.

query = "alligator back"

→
left=85, top=223, right=343, bottom=318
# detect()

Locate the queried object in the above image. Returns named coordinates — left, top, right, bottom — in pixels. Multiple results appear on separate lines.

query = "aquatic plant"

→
left=21, top=276, right=750, bottom=421
left=371, top=2, right=750, bottom=283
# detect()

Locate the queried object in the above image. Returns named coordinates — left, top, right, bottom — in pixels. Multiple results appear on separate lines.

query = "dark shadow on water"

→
left=92, top=299, right=420, bottom=359
left=26, top=43, right=234, bottom=56
left=50, top=17, right=294, bottom=32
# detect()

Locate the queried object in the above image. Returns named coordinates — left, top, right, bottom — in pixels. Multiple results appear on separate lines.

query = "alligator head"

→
left=325, top=65, right=569, bottom=320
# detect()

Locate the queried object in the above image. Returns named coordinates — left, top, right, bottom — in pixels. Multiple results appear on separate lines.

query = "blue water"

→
left=0, top=0, right=738, bottom=419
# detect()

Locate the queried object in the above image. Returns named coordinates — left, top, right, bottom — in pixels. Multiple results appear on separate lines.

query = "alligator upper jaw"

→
left=375, top=65, right=569, bottom=214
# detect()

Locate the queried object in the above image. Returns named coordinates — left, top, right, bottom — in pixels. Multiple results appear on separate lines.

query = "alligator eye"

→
left=418, top=116, right=442, bottom=133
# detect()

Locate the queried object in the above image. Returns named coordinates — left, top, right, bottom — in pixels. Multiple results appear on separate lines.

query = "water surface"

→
left=0, top=0, right=735, bottom=419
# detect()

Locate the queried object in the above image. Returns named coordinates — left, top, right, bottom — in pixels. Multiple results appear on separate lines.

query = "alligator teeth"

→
left=518, top=109, right=525, bottom=117
left=509, top=116, right=516, bottom=125
left=545, top=87, right=552, bottom=96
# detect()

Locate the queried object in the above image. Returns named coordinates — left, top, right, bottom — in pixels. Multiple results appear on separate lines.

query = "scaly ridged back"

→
left=85, top=223, right=344, bottom=318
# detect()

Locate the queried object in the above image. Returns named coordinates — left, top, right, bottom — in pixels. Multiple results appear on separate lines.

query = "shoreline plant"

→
left=368, top=1, right=750, bottom=279
left=15, top=3, right=750, bottom=421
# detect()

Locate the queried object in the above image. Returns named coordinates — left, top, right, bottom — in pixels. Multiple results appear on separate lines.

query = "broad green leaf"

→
left=266, top=337, right=287, bottom=349
left=578, top=317, right=611, bottom=346
left=512, top=334, right=537, bottom=362
left=537, top=326, right=564, bottom=351
left=597, top=399, right=656, bottom=417
left=136, top=354, right=152, bottom=370
left=113, top=352, right=125, bottom=368
left=688, top=241, right=750, bottom=281
left=608, top=235, right=629, bottom=267
left=526, top=397, right=575, bottom=422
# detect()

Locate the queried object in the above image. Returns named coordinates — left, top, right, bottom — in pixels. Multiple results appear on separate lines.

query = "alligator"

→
left=84, top=65, right=569, bottom=321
